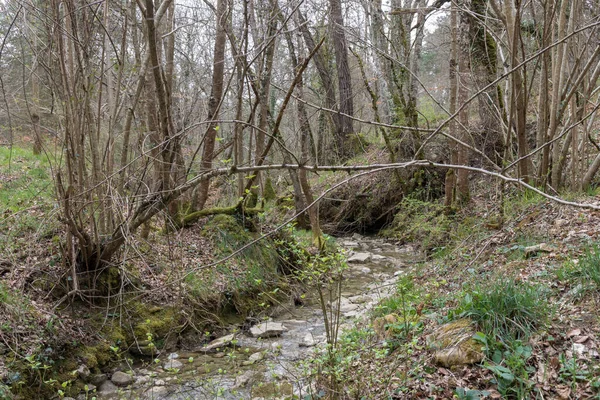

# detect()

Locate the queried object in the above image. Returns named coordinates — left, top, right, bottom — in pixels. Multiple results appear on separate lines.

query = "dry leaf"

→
left=575, top=335, right=589, bottom=343
left=567, top=328, right=581, bottom=338
left=556, top=384, right=571, bottom=399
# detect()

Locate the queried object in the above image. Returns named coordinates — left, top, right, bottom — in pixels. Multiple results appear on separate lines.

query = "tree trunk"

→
left=194, top=0, right=228, bottom=211
left=329, top=0, right=354, bottom=158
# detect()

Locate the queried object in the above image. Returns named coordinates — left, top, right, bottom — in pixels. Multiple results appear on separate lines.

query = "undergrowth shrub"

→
left=382, top=198, right=452, bottom=251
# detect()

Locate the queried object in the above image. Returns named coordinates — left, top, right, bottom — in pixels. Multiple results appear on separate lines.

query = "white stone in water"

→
left=299, top=333, right=316, bottom=347
left=329, top=296, right=359, bottom=313
left=234, top=370, right=257, bottom=388
left=248, top=351, right=264, bottom=363
left=343, top=310, right=360, bottom=318
left=250, top=322, right=288, bottom=338
left=145, top=386, right=169, bottom=397
left=167, top=352, right=179, bottom=359
left=164, top=359, right=182, bottom=369
left=360, top=267, right=371, bottom=274
left=348, top=295, right=371, bottom=304
left=342, top=241, right=359, bottom=248
left=347, top=252, right=371, bottom=263
left=196, top=333, right=235, bottom=352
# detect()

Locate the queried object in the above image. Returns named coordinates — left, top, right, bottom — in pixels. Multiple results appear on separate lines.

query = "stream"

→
left=94, top=236, right=420, bottom=400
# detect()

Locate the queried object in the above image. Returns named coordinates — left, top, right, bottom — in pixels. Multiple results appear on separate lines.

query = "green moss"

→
left=263, top=176, right=276, bottom=202
left=75, top=341, right=114, bottom=370
left=382, top=197, right=452, bottom=251
left=131, top=303, right=179, bottom=340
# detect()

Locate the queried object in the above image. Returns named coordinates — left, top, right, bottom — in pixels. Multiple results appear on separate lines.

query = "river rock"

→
left=144, top=386, right=170, bottom=398
left=164, top=359, right=183, bottom=369
left=234, top=370, right=258, bottom=388
left=111, top=371, right=134, bottom=387
left=250, top=322, right=288, bottom=338
left=330, top=296, right=359, bottom=313
left=167, top=352, right=179, bottom=359
left=342, top=241, right=359, bottom=248
left=348, top=295, right=371, bottom=304
left=347, top=252, right=371, bottom=263
left=299, top=333, right=316, bottom=347
left=135, top=375, right=150, bottom=385
left=360, top=266, right=371, bottom=274
left=196, top=333, right=235, bottom=352
left=98, top=380, right=118, bottom=394
left=76, top=365, right=90, bottom=380
left=243, top=351, right=264, bottom=365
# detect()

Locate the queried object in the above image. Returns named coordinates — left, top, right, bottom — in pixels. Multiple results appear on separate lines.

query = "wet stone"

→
left=164, top=359, right=183, bottom=369
left=234, top=370, right=257, bottom=388
left=250, top=322, right=288, bottom=338
left=89, top=373, right=107, bottom=386
left=76, top=364, right=90, bottom=380
left=98, top=380, right=118, bottom=394
left=347, top=252, right=371, bottom=263
left=111, top=371, right=134, bottom=387
left=196, top=333, right=235, bottom=352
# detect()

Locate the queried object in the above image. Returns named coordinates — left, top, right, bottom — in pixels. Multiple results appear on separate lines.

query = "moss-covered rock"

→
left=426, top=318, right=484, bottom=367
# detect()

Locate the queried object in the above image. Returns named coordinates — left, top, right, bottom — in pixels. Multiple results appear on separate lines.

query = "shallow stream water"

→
left=96, top=236, right=420, bottom=400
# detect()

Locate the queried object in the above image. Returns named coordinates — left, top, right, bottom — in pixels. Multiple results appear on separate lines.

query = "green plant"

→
left=375, top=276, right=423, bottom=342
left=295, top=248, right=349, bottom=399
left=485, top=340, right=534, bottom=398
left=454, top=387, right=490, bottom=399
left=558, top=353, right=589, bottom=391
left=382, top=197, right=453, bottom=251
left=554, top=245, right=600, bottom=298
left=577, top=246, right=600, bottom=288
left=452, top=278, right=551, bottom=340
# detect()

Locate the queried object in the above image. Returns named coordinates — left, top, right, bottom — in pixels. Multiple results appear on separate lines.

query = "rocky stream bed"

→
left=83, top=236, right=420, bottom=400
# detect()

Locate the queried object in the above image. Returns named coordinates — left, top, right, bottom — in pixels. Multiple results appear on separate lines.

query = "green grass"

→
left=0, top=146, right=54, bottom=211
left=555, top=245, right=600, bottom=298
left=452, top=277, right=551, bottom=340
left=0, top=146, right=59, bottom=254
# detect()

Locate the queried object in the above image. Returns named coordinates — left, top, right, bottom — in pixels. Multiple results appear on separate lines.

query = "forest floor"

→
left=310, top=188, right=600, bottom=399
left=2, top=143, right=600, bottom=399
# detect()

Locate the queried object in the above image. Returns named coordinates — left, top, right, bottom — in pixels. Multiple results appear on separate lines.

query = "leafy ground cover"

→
left=0, top=146, right=316, bottom=398
left=304, top=188, right=600, bottom=399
